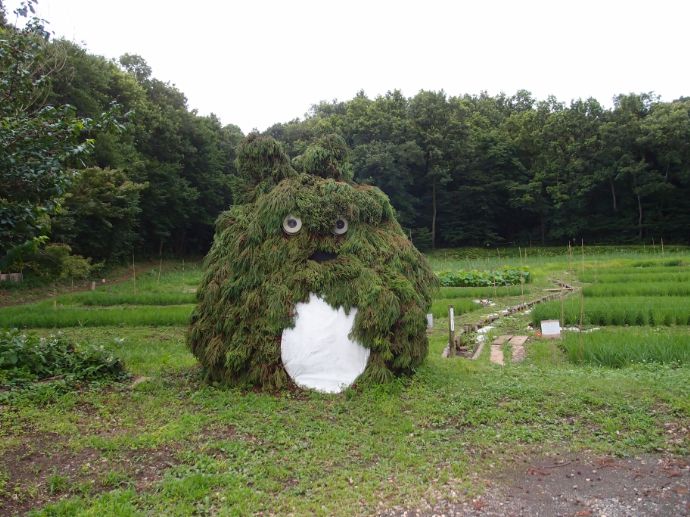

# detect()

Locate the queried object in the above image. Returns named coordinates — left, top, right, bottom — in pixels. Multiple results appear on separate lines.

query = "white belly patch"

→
left=281, top=293, right=370, bottom=393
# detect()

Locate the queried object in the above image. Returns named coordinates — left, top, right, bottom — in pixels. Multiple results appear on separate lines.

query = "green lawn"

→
left=1, top=248, right=689, bottom=515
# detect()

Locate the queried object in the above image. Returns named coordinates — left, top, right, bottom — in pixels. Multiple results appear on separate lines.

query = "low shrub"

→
left=0, top=329, right=126, bottom=387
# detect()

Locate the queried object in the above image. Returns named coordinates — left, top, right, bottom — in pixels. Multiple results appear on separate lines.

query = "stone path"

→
left=490, top=335, right=510, bottom=365
left=509, top=335, right=528, bottom=363
left=490, top=335, right=528, bottom=365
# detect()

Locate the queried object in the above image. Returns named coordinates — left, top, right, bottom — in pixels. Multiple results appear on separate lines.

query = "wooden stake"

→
left=519, top=246, right=525, bottom=303
left=661, top=237, right=664, bottom=256
left=578, top=239, right=585, bottom=358
left=158, top=241, right=163, bottom=283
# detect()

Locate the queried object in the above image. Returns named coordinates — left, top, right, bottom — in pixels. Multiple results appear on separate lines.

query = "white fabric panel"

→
left=281, top=293, right=370, bottom=393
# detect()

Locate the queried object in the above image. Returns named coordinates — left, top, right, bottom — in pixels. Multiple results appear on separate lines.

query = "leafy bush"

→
left=436, top=267, right=530, bottom=287
left=0, top=329, right=126, bottom=387
left=4, top=243, right=94, bottom=282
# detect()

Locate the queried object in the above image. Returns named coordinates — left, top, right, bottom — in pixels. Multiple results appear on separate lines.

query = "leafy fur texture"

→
left=187, top=136, right=436, bottom=389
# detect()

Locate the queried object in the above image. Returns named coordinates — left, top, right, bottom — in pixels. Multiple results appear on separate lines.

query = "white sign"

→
left=540, top=319, right=561, bottom=338
left=426, top=313, right=433, bottom=329
left=449, top=307, right=455, bottom=331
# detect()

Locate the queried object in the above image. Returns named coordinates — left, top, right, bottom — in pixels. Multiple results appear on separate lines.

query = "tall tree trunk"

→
left=609, top=177, right=617, bottom=212
left=431, top=179, right=437, bottom=249
left=637, top=193, right=643, bottom=239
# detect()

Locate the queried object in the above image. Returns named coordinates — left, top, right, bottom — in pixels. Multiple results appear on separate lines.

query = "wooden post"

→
left=448, top=305, right=455, bottom=357
left=132, top=252, right=137, bottom=292
left=91, top=281, right=96, bottom=291
left=661, top=237, right=664, bottom=256
left=158, top=241, right=163, bottom=283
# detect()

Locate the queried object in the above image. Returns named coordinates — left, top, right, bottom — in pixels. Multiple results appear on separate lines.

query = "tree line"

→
left=268, top=90, right=690, bottom=249
left=2, top=2, right=689, bottom=277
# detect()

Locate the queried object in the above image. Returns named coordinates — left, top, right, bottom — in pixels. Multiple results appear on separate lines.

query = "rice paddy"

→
left=561, top=328, right=690, bottom=367
left=582, top=281, right=690, bottom=297
left=532, top=296, right=690, bottom=326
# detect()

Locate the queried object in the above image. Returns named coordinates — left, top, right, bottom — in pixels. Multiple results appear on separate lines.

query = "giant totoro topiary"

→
left=187, top=134, right=437, bottom=392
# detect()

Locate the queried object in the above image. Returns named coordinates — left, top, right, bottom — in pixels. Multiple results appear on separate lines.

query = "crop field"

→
left=1, top=249, right=689, bottom=515
left=561, top=328, right=689, bottom=367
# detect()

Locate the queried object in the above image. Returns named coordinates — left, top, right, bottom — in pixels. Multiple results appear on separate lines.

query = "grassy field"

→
left=1, top=248, right=689, bottom=515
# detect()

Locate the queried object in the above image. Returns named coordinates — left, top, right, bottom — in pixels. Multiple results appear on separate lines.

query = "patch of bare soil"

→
left=0, top=431, right=180, bottom=516
left=380, top=453, right=689, bottom=517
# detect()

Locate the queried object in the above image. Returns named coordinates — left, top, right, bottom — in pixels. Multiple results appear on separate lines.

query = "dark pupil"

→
left=336, top=220, right=345, bottom=229
left=287, top=219, right=297, bottom=228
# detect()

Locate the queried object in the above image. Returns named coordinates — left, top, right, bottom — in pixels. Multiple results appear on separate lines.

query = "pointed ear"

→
left=231, top=134, right=295, bottom=204
left=294, top=134, right=353, bottom=181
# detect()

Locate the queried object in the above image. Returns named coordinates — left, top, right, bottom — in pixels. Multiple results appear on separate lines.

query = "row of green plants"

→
left=579, top=271, right=690, bottom=283
left=436, top=267, right=530, bottom=287
left=532, top=297, right=690, bottom=327
left=583, top=281, right=690, bottom=297
left=58, top=291, right=197, bottom=306
left=430, top=298, right=480, bottom=319
left=0, top=330, right=126, bottom=387
left=430, top=246, right=690, bottom=260
left=0, top=303, right=194, bottom=328
left=627, top=259, right=688, bottom=268
left=561, top=328, right=690, bottom=367
left=438, top=285, right=526, bottom=298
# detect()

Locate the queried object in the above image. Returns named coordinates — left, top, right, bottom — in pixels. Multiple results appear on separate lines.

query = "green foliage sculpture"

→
left=188, top=135, right=437, bottom=391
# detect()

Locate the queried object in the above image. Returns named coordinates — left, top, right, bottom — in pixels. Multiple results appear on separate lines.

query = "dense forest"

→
left=2, top=2, right=689, bottom=276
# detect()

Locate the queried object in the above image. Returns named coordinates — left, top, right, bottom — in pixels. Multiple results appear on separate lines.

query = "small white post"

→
left=448, top=305, right=455, bottom=357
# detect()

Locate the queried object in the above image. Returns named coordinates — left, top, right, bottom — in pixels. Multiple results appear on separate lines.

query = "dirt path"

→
left=380, top=453, right=689, bottom=516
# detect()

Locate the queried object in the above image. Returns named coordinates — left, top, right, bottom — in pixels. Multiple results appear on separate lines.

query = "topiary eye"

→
left=282, top=215, right=302, bottom=235
left=333, top=217, right=348, bottom=235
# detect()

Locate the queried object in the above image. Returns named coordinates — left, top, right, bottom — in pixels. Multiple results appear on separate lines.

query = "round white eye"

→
left=282, top=215, right=302, bottom=235
left=333, top=217, right=348, bottom=235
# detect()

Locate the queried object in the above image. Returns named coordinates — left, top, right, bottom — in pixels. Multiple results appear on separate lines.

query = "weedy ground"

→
left=0, top=249, right=689, bottom=516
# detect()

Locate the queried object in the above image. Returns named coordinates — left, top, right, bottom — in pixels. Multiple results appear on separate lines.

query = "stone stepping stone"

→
left=509, top=335, right=528, bottom=363
left=490, top=335, right=510, bottom=365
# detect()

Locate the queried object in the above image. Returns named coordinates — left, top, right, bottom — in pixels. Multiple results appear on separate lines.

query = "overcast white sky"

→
left=6, top=0, right=690, bottom=133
